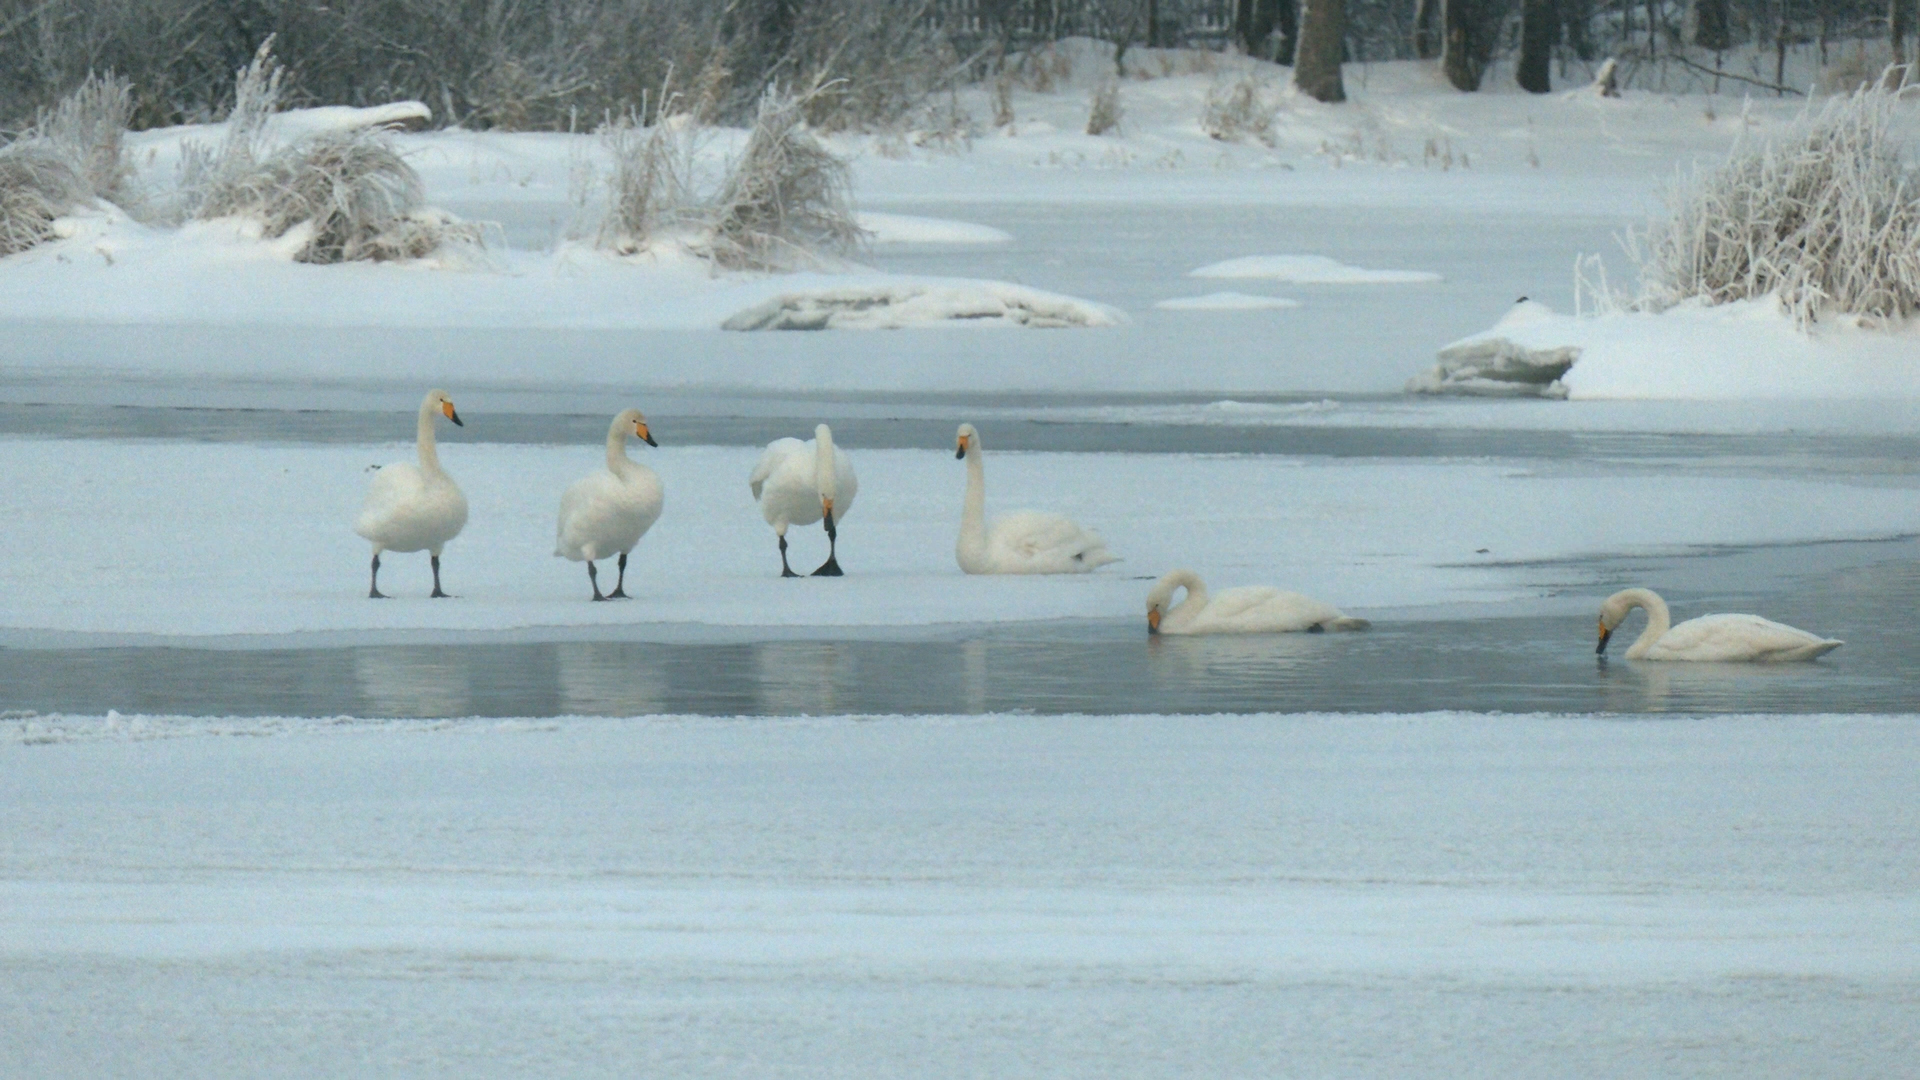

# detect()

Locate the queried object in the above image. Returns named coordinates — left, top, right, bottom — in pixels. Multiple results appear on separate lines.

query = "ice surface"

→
left=1190, top=253, right=1443, bottom=284
left=3, top=437, right=1916, bottom=639
left=857, top=211, right=1013, bottom=244
left=721, top=280, right=1123, bottom=330
left=1153, top=290, right=1299, bottom=310
left=3, top=710, right=1916, bottom=1076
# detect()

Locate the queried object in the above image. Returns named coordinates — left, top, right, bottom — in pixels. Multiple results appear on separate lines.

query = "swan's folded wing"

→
left=1205, top=588, right=1340, bottom=632
left=749, top=438, right=804, bottom=501
left=354, top=462, right=426, bottom=537
left=1657, top=614, right=1834, bottom=661
left=995, top=511, right=1109, bottom=561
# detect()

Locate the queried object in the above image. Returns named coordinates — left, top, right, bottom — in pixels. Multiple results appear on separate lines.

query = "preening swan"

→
left=1145, top=569, right=1370, bottom=635
left=749, top=424, right=857, bottom=577
left=1596, top=588, right=1842, bottom=662
left=954, top=423, right=1117, bottom=575
left=555, top=409, right=664, bottom=601
left=354, top=389, right=468, bottom=598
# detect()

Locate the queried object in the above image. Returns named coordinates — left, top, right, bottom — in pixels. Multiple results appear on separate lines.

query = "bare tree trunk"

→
left=1147, top=0, right=1162, bottom=47
left=1517, top=0, right=1555, bottom=92
left=1442, top=0, right=1492, bottom=90
left=1276, top=0, right=1299, bottom=64
left=1414, top=0, right=1441, bottom=58
left=1695, top=0, right=1730, bottom=50
left=1294, top=0, right=1346, bottom=100
left=1895, top=0, right=1916, bottom=73
left=1236, top=0, right=1284, bottom=58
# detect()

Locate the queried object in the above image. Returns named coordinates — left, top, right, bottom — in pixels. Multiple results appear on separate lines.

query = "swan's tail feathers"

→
left=1326, top=616, right=1372, bottom=632
left=1081, top=546, right=1121, bottom=570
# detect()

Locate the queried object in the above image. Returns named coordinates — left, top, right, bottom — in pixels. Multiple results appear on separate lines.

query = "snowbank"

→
left=857, top=212, right=1012, bottom=244
left=722, top=281, right=1124, bottom=330
left=1421, top=299, right=1920, bottom=400
left=1190, top=254, right=1442, bottom=284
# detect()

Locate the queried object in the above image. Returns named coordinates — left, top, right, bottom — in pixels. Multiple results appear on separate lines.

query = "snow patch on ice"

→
left=723, top=281, right=1124, bottom=330
left=857, top=212, right=1012, bottom=245
left=1155, top=291, right=1300, bottom=311
left=1408, top=300, right=1577, bottom=397
left=1191, top=254, right=1441, bottom=285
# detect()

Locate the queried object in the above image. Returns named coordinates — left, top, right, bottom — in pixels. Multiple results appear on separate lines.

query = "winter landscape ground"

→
left=4, top=44, right=1920, bottom=1077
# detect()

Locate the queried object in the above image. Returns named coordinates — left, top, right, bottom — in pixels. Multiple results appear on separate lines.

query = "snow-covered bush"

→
left=592, top=111, right=700, bottom=253
left=1630, top=83, right=1920, bottom=328
left=1201, top=73, right=1278, bottom=146
left=0, top=142, right=89, bottom=256
left=705, top=87, right=864, bottom=270
left=178, top=42, right=482, bottom=264
left=34, top=73, right=136, bottom=208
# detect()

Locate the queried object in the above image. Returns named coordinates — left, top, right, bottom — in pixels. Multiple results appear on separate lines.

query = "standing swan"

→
left=749, top=424, right=857, bottom=577
left=955, top=422, right=1117, bottom=575
left=355, top=389, right=467, bottom=599
left=1145, top=569, right=1370, bottom=635
left=555, top=409, right=664, bottom=601
left=1596, top=588, right=1842, bottom=662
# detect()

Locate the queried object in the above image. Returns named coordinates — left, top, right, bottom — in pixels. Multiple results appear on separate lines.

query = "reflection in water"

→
left=756, top=641, right=853, bottom=714
left=1147, top=633, right=1333, bottom=692
left=962, top=638, right=987, bottom=714
left=556, top=642, right=666, bottom=716
left=1597, top=655, right=1836, bottom=713
left=353, top=648, right=472, bottom=718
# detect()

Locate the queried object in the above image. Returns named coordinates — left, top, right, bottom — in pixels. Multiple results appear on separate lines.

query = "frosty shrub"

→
left=180, top=41, right=481, bottom=263
left=1202, top=73, right=1277, bottom=146
left=1086, top=79, right=1123, bottom=136
left=1631, top=84, right=1920, bottom=327
left=0, top=142, right=90, bottom=256
left=35, top=73, right=136, bottom=207
left=593, top=111, right=699, bottom=252
left=706, top=87, right=864, bottom=270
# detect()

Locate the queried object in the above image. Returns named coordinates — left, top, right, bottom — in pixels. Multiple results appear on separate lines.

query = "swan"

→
left=1145, top=569, right=1370, bottom=635
left=1596, top=588, right=1842, bottom=662
left=749, top=424, right=857, bottom=577
left=954, top=422, right=1117, bottom=575
left=355, top=389, right=468, bottom=598
left=555, top=409, right=664, bottom=601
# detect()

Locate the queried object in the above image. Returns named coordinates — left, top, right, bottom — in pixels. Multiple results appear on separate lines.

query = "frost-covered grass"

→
left=1630, top=83, right=1920, bottom=328
left=0, top=143, right=87, bottom=256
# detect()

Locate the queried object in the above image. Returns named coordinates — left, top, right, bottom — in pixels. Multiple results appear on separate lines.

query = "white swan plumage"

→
left=749, top=423, right=857, bottom=577
left=555, top=408, right=664, bottom=600
left=954, top=422, right=1117, bottom=575
left=1145, top=569, right=1369, bottom=635
left=1597, top=588, right=1841, bottom=662
left=354, top=389, right=468, bottom=598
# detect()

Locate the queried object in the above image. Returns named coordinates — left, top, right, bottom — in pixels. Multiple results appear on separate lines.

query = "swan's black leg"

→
left=811, top=510, right=843, bottom=577
left=779, top=534, right=799, bottom=578
left=587, top=561, right=607, bottom=601
left=429, top=554, right=451, bottom=598
left=368, top=552, right=387, bottom=599
left=607, top=552, right=631, bottom=599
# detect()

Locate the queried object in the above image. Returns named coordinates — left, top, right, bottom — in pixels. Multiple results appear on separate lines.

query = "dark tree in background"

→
left=1695, top=0, right=1731, bottom=51
left=1235, top=0, right=1296, bottom=61
left=1413, top=0, right=1441, bottom=58
left=1294, top=0, right=1346, bottom=100
left=1516, top=0, right=1557, bottom=91
left=1442, top=0, right=1500, bottom=90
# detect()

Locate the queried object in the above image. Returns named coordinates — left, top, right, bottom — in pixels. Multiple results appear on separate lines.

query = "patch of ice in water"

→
left=1190, top=254, right=1441, bottom=284
left=722, top=281, right=1124, bottom=330
left=1154, top=291, right=1301, bottom=311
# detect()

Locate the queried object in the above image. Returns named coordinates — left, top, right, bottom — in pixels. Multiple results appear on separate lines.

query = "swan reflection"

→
left=353, top=647, right=471, bottom=718
left=755, top=641, right=853, bottom=713
left=1146, top=632, right=1332, bottom=690
left=556, top=642, right=666, bottom=716
left=1599, top=655, right=1830, bottom=712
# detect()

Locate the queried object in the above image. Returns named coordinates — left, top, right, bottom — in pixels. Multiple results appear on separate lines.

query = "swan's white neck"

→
left=1148, top=570, right=1209, bottom=624
left=415, top=397, right=444, bottom=475
left=605, top=415, right=634, bottom=475
left=958, top=435, right=988, bottom=566
left=814, top=425, right=837, bottom=501
left=1617, top=587, right=1672, bottom=659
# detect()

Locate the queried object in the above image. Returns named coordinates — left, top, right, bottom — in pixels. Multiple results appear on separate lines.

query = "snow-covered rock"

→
left=1408, top=300, right=1577, bottom=397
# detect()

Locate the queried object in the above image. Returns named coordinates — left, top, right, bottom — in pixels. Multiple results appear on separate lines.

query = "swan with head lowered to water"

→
left=1596, top=587, right=1841, bottom=662
left=953, top=423, right=1117, bottom=575
left=354, top=389, right=468, bottom=599
left=555, top=409, right=664, bottom=600
left=750, top=424, right=857, bottom=577
left=1145, top=569, right=1370, bottom=635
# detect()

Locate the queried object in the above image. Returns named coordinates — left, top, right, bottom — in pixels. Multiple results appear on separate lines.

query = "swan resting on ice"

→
left=1596, top=587, right=1842, bottom=662
left=750, top=424, right=857, bottom=577
left=555, top=409, right=664, bottom=601
left=954, top=422, right=1117, bottom=575
left=355, top=389, right=468, bottom=599
left=1145, top=569, right=1370, bottom=635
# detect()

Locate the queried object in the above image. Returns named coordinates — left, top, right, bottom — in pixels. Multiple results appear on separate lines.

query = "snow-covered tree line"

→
left=0, top=0, right=1913, bottom=130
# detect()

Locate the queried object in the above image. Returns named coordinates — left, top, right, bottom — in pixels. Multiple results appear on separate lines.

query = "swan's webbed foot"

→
left=811, top=555, right=843, bottom=577
left=369, top=588, right=388, bottom=599
left=1308, top=623, right=1326, bottom=633
left=607, top=553, right=631, bottom=598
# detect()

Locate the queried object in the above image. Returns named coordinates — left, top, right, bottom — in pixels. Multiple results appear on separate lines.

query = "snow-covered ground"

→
left=3, top=436, right=1916, bottom=639
left=4, top=710, right=1916, bottom=1076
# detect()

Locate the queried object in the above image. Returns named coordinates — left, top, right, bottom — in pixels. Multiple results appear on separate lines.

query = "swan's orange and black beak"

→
left=822, top=496, right=834, bottom=518
left=954, top=437, right=966, bottom=460
left=636, top=419, right=656, bottom=446
left=1147, top=608, right=1161, bottom=635
left=443, top=400, right=464, bottom=427
left=1596, top=619, right=1612, bottom=655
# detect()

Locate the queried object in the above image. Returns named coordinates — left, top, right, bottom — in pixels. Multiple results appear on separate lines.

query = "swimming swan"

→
left=750, top=424, right=857, bottom=577
left=954, top=423, right=1117, bottom=575
left=355, top=389, right=467, bottom=598
left=1596, top=588, right=1841, bottom=662
left=555, top=409, right=664, bottom=600
left=1145, top=569, right=1370, bottom=635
